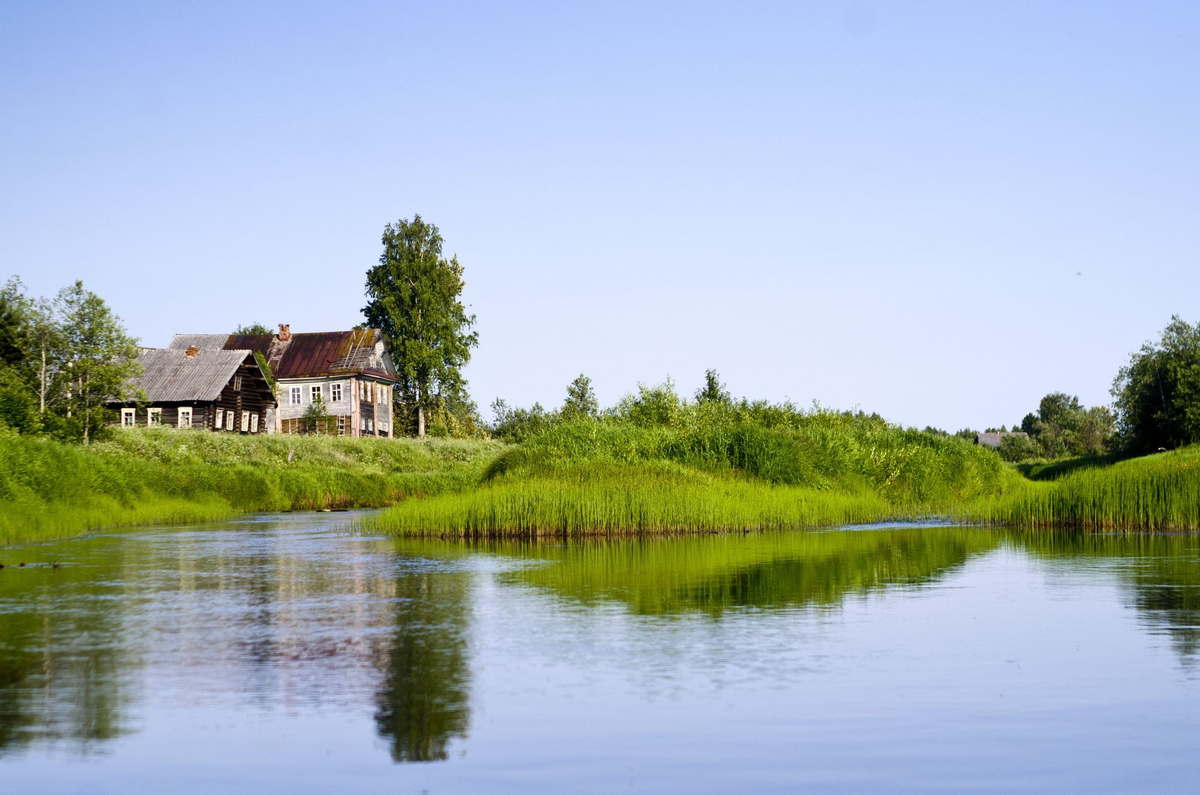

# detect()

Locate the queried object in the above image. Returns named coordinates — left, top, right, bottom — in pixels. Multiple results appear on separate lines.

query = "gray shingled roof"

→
left=169, top=334, right=231, bottom=352
left=130, top=348, right=253, bottom=402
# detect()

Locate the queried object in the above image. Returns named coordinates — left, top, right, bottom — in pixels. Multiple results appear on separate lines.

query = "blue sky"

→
left=2, top=1, right=1197, bottom=430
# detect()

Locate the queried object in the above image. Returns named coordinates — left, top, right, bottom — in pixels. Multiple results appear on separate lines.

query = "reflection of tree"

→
left=1011, top=532, right=1200, bottom=662
left=0, top=566, right=130, bottom=754
left=374, top=571, right=472, bottom=762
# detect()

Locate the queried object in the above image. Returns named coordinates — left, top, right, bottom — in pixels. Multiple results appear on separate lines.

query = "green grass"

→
left=965, top=446, right=1200, bottom=531
left=0, top=427, right=504, bottom=544
left=371, top=417, right=1028, bottom=537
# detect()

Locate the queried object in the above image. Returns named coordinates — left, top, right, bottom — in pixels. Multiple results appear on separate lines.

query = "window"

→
left=241, top=411, right=251, bottom=432
left=367, top=419, right=374, bottom=433
left=250, top=413, right=259, bottom=434
left=290, top=386, right=301, bottom=405
left=234, top=375, right=243, bottom=391
left=178, top=408, right=192, bottom=429
left=121, top=408, right=136, bottom=427
left=214, top=409, right=223, bottom=430
left=311, top=384, right=322, bottom=402
left=226, top=410, right=235, bottom=431
left=331, top=383, right=342, bottom=402
left=147, top=407, right=162, bottom=426
left=336, top=416, right=346, bottom=436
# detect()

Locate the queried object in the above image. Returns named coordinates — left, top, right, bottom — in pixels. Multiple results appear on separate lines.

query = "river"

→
left=2, top=512, right=1199, bottom=793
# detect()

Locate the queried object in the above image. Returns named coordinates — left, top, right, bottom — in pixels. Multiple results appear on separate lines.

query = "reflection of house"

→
left=109, top=346, right=276, bottom=432
left=169, top=325, right=399, bottom=437
left=976, top=431, right=1029, bottom=450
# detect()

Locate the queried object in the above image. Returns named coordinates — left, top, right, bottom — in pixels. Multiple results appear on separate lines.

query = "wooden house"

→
left=109, top=346, right=276, bottom=432
left=168, top=325, right=399, bottom=437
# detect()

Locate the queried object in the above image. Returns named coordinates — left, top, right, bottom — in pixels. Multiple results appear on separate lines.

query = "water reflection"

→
left=1009, top=532, right=1200, bottom=662
left=396, top=526, right=1004, bottom=615
left=4, top=515, right=1200, bottom=775
left=0, top=555, right=132, bottom=753
left=374, top=570, right=472, bottom=762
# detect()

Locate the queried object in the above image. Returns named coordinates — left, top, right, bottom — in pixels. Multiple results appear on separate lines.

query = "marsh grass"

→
left=373, top=418, right=1027, bottom=537
left=966, top=447, right=1200, bottom=531
left=0, top=428, right=504, bottom=544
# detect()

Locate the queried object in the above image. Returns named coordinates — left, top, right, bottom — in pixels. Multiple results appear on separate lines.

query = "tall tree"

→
left=562, top=374, right=598, bottom=419
left=364, top=216, right=478, bottom=437
left=55, top=281, right=142, bottom=443
left=695, top=369, right=731, bottom=405
left=1112, top=315, right=1200, bottom=454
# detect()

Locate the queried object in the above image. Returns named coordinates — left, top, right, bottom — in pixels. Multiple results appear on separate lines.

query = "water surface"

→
left=2, top=514, right=1200, bottom=792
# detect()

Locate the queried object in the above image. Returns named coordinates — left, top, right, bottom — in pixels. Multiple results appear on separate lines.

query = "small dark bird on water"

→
left=51, top=561, right=61, bottom=569
left=18, top=562, right=26, bottom=568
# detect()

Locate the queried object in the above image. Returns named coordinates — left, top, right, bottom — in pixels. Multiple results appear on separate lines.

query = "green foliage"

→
left=967, top=446, right=1200, bottom=531
left=998, top=432, right=1040, bottom=462
left=695, top=369, right=731, bottom=405
left=302, top=393, right=333, bottom=434
left=376, top=394, right=1022, bottom=537
left=0, top=366, right=40, bottom=434
left=254, top=351, right=277, bottom=392
left=562, top=373, right=599, bottom=419
left=234, top=323, right=272, bottom=335
left=1112, top=315, right=1200, bottom=455
left=0, top=287, right=28, bottom=367
left=364, top=215, right=478, bottom=437
left=1007, top=391, right=1114, bottom=460
left=0, top=428, right=505, bottom=544
left=490, top=398, right=555, bottom=442
left=54, top=281, right=143, bottom=443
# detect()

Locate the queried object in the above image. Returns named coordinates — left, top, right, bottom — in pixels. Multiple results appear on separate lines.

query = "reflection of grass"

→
left=0, top=429, right=503, bottom=544
left=393, top=526, right=1002, bottom=615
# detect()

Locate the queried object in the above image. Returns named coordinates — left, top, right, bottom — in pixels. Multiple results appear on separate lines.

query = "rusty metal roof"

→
left=169, top=329, right=397, bottom=382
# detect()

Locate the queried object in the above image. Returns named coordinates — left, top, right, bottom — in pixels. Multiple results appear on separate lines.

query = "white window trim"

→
left=250, top=413, right=259, bottom=433
left=226, top=410, right=235, bottom=432
left=290, top=386, right=302, bottom=405
left=331, top=383, right=342, bottom=402
left=148, top=408, right=162, bottom=427
left=214, top=409, right=223, bottom=430
left=311, top=384, right=322, bottom=402
left=178, top=407, right=192, bottom=429
left=241, top=411, right=251, bottom=432
left=121, top=408, right=136, bottom=427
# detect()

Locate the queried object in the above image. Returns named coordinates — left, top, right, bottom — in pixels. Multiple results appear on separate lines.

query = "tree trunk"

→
left=39, top=348, right=46, bottom=415
left=417, top=404, right=426, bottom=437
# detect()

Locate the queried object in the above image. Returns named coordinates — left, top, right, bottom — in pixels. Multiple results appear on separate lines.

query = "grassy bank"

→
left=966, top=446, right=1200, bottom=531
left=0, top=428, right=504, bottom=544
left=370, top=415, right=1028, bottom=537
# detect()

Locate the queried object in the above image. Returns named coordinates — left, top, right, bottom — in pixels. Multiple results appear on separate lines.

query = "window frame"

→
left=226, top=410, right=235, bottom=431
left=290, top=386, right=302, bottom=405
left=148, top=407, right=162, bottom=427
left=241, top=411, right=250, bottom=433
left=311, top=384, right=322, bottom=403
left=121, top=408, right=136, bottom=427
left=234, top=375, right=243, bottom=392
left=178, top=407, right=192, bottom=429
left=331, top=383, right=342, bottom=402
left=250, top=413, right=259, bottom=434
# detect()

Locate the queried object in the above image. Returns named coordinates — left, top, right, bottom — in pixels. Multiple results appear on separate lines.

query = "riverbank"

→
left=369, top=417, right=1029, bottom=537
left=370, top=419, right=1200, bottom=537
left=0, top=428, right=504, bottom=544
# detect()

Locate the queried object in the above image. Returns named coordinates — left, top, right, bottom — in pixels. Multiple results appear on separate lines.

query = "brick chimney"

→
left=278, top=323, right=291, bottom=341
left=185, top=346, right=199, bottom=357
